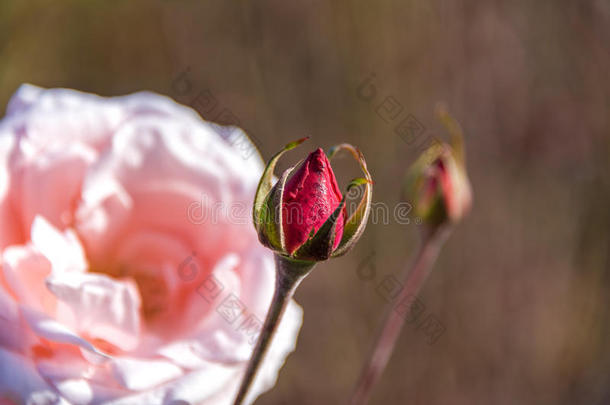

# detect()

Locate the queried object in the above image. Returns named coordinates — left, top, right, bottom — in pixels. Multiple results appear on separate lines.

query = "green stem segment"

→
left=233, top=254, right=315, bottom=405
left=348, top=228, right=450, bottom=405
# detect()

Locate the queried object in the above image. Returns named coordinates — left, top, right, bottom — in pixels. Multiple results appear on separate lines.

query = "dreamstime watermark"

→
left=176, top=252, right=263, bottom=346
left=356, top=72, right=442, bottom=159
left=186, top=188, right=419, bottom=226
left=171, top=67, right=262, bottom=160
left=356, top=250, right=446, bottom=345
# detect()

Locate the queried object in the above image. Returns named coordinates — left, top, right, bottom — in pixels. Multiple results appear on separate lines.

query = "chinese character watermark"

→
left=177, top=252, right=263, bottom=345
left=171, top=67, right=262, bottom=160
left=356, top=72, right=442, bottom=158
left=356, top=250, right=446, bottom=345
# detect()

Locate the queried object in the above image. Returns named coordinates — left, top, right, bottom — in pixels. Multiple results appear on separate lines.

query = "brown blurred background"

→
left=1, top=1, right=609, bottom=404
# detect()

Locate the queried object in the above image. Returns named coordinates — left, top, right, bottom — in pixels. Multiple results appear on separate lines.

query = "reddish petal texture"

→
left=282, top=148, right=344, bottom=254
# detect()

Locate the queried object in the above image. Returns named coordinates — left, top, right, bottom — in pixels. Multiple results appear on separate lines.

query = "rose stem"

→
left=233, top=254, right=315, bottom=405
left=348, top=227, right=450, bottom=405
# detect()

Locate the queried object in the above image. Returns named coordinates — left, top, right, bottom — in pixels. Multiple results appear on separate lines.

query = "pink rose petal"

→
left=46, top=272, right=141, bottom=351
left=0, top=347, right=64, bottom=404
left=111, top=357, right=183, bottom=391
left=0, top=86, right=303, bottom=404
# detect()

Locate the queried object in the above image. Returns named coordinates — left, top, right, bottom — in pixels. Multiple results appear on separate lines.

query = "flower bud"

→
left=253, top=139, right=372, bottom=262
left=403, top=106, right=472, bottom=228
left=282, top=148, right=345, bottom=254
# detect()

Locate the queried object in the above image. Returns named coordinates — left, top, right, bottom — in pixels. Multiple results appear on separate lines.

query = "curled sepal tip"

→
left=327, top=145, right=373, bottom=258
left=435, top=103, right=465, bottom=163
left=253, top=137, right=309, bottom=234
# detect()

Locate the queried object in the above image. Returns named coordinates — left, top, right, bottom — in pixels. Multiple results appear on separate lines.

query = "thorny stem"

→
left=233, top=254, right=315, bottom=405
left=348, top=227, right=451, bottom=405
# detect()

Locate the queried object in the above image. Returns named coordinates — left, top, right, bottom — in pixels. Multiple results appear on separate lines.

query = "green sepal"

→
left=435, top=103, right=465, bottom=164
left=257, top=166, right=294, bottom=252
left=253, top=137, right=308, bottom=234
left=327, top=144, right=374, bottom=258
left=401, top=142, right=445, bottom=202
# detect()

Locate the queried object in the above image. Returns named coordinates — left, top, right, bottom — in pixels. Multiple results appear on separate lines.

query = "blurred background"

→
left=1, top=1, right=609, bottom=404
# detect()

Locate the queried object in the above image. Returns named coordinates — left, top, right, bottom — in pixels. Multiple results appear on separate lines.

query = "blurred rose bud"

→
left=254, top=139, right=372, bottom=262
left=403, top=106, right=472, bottom=228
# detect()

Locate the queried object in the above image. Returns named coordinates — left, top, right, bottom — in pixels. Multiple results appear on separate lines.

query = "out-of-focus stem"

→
left=348, top=227, right=450, bottom=405
left=233, top=254, right=314, bottom=405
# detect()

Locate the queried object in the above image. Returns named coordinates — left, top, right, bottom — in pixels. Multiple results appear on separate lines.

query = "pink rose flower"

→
left=0, top=85, right=303, bottom=405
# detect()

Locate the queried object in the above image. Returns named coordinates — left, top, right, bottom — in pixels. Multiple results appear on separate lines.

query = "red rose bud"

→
left=253, top=139, right=372, bottom=262
left=282, top=148, right=345, bottom=254
left=403, top=106, right=472, bottom=228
